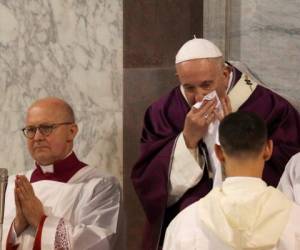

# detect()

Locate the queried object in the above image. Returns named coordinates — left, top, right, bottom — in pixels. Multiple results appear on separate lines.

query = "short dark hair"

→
left=219, top=111, right=267, bottom=157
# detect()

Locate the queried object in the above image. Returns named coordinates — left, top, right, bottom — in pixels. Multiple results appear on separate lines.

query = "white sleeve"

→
left=163, top=203, right=212, bottom=250
left=168, top=133, right=205, bottom=206
left=163, top=216, right=185, bottom=250
left=5, top=222, right=22, bottom=247
left=278, top=153, right=300, bottom=204
left=163, top=224, right=177, bottom=250
left=40, top=177, right=122, bottom=250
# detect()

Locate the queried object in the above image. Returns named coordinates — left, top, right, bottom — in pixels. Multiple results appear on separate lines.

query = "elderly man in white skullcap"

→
left=131, top=38, right=300, bottom=249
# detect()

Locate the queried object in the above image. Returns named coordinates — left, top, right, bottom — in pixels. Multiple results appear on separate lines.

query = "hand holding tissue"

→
left=193, top=91, right=222, bottom=134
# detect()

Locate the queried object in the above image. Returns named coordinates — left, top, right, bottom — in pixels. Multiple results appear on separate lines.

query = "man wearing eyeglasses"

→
left=2, top=97, right=122, bottom=250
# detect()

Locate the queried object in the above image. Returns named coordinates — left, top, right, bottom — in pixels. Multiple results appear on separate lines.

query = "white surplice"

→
left=2, top=166, right=122, bottom=250
left=278, top=153, right=300, bottom=204
left=163, top=177, right=300, bottom=250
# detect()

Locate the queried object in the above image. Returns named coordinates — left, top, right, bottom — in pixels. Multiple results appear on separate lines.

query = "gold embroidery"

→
left=245, top=74, right=253, bottom=92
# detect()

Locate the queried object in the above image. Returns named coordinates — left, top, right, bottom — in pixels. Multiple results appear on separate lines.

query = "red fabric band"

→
left=33, top=214, right=47, bottom=250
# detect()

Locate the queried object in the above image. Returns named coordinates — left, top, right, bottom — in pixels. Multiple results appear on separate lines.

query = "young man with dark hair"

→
left=163, top=111, right=300, bottom=250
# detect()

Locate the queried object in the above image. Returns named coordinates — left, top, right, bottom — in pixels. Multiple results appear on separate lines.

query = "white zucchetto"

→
left=175, top=38, right=222, bottom=64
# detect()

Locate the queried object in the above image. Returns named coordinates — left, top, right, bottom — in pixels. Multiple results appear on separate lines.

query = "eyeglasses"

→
left=22, top=122, right=73, bottom=139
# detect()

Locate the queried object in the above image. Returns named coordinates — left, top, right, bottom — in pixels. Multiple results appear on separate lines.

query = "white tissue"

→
left=193, top=102, right=202, bottom=109
left=193, top=90, right=220, bottom=110
left=192, top=90, right=222, bottom=134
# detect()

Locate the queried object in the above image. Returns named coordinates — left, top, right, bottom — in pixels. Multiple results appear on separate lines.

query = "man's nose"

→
left=194, top=91, right=206, bottom=103
left=33, top=128, right=45, bottom=140
left=194, top=89, right=210, bottom=103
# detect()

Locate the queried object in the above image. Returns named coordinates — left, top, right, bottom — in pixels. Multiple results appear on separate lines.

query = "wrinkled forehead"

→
left=176, top=58, right=223, bottom=70
left=176, top=58, right=224, bottom=82
left=26, top=104, right=66, bottom=125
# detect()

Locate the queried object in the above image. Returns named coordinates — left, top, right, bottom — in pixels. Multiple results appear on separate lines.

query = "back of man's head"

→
left=219, top=111, right=267, bottom=158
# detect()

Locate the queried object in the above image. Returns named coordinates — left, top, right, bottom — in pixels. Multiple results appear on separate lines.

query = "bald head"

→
left=25, top=97, right=78, bottom=165
left=27, top=97, right=75, bottom=123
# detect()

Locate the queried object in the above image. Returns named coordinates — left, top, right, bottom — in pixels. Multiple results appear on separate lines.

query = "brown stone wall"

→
left=123, top=1, right=203, bottom=249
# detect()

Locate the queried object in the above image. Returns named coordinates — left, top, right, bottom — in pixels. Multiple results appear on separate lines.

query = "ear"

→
left=263, top=140, right=273, bottom=161
left=67, top=123, right=78, bottom=142
left=174, top=65, right=182, bottom=85
left=215, top=144, right=225, bottom=163
left=222, top=66, right=231, bottom=80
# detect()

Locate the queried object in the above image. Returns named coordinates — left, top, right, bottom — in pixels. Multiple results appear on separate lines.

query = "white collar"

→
left=222, top=177, right=267, bottom=196
left=39, top=151, right=73, bottom=174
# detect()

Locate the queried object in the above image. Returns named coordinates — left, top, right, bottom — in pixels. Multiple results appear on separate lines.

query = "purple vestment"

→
left=131, top=66, right=300, bottom=249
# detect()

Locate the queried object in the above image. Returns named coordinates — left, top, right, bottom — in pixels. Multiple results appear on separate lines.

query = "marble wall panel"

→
left=229, top=0, right=300, bottom=110
left=204, top=0, right=300, bottom=111
left=203, top=0, right=229, bottom=57
left=0, top=0, right=123, bottom=182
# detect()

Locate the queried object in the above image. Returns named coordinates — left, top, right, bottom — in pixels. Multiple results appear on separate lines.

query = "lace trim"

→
left=54, top=218, right=70, bottom=250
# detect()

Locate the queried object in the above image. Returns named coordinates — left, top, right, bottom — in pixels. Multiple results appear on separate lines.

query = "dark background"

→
left=123, top=1, right=204, bottom=249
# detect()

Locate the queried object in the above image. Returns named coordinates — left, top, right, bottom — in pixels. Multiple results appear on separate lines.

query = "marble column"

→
left=203, top=0, right=230, bottom=59
left=203, top=0, right=300, bottom=111
left=0, top=0, right=123, bottom=182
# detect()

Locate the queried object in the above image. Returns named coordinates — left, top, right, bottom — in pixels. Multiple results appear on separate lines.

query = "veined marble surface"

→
left=204, top=0, right=300, bottom=111
left=203, top=0, right=228, bottom=58
left=229, top=0, right=300, bottom=110
left=0, top=0, right=123, bottom=182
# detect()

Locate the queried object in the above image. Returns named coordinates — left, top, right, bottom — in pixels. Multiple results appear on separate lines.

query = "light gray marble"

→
left=203, top=0, right=231, bottom=60
left=204, top=0, right=300, bottom=111
left=0, top=0, right=123, bottom=182
left=229, top=0, right=300, bottom=109
left=203, top=0, right=227, bottom=57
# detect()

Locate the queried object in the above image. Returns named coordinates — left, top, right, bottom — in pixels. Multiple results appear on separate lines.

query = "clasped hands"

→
left=14, top=175, right=45, bottom=236
left=183, top=95, right=232, bottom=148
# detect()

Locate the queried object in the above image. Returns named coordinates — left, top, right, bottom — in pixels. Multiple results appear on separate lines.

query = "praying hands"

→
left=14, top=175, right=45, bottom=236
